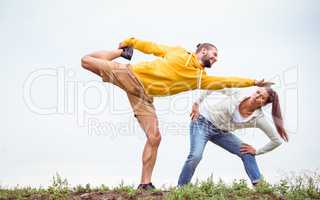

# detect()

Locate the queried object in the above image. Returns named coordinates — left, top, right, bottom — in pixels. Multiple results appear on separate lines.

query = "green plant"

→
left=47, top=173, right=70, bottom=200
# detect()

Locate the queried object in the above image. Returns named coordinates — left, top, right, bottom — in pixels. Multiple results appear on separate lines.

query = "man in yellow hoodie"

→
left=81, top=37, right=271, bottom=190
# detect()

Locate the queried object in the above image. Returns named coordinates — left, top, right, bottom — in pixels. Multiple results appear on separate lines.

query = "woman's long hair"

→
left=265, top=87, right=289, bottom=141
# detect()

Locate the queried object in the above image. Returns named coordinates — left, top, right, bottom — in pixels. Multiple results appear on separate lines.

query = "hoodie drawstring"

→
left=197, top=69, right=203, bottom=89
left=184, top=53, right=203, bottom=90
left=184, top=53, right=192, bottom=67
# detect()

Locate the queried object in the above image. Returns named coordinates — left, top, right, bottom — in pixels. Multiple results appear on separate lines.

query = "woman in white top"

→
left=178, top=87, right=289, bottom=186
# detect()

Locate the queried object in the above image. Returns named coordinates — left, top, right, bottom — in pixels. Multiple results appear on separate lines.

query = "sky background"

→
left=1, top=0, right=319, bottom=188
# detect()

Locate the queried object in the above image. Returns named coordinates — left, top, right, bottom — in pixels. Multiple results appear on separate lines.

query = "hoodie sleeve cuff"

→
left=122, top=37, right=135, bottom=46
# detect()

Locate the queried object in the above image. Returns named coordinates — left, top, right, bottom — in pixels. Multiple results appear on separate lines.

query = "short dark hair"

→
left=195, top=43, right=217, bottom=53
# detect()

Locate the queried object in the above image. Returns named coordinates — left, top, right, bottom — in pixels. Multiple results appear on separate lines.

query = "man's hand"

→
left=255, top=79, right=274, bottom=87
left=118, top=42, right=128, bottom=49
left=240, top=143, right=256, bottom=155
left=190, top=102, right=200, bottom=121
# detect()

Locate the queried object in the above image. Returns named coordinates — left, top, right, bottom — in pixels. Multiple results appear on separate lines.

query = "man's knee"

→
left=147, top=131, right=161, bottom=147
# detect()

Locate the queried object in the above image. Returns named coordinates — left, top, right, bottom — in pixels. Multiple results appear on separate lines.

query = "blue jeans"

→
left=178, top=115, right=261, bottom=186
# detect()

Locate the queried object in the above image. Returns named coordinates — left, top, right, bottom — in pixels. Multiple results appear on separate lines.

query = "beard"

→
left=201, top=55, right=212, bottom=68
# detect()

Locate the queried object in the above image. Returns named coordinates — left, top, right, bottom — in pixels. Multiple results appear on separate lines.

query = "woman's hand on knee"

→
left=240, top=143, right=256, bottom=155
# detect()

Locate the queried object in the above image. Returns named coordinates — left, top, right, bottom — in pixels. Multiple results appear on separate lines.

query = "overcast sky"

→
left=1, top=0, right=319, bottom=188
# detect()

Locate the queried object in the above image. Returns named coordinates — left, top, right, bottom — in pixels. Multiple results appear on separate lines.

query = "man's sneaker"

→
left=137, top=182, right=156, bottom=190
left=146, top=182, right=156, bottom=189
left=120, top=46, right=133, bottom=60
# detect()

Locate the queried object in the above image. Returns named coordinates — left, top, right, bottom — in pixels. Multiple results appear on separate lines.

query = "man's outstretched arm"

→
left=200, top=75, right=273, bottom=90
left=119, top=37, right=173, bottom=57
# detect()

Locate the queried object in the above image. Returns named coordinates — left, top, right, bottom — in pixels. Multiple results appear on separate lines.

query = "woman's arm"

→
left=255, top=116, right=282, bottom=155
left=195, top=90, right=214, bottom=105
left=191, top=89, right=239, bottom=120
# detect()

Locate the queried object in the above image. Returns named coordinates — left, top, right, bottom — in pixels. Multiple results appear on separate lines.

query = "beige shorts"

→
left=100, top=62, right=156, bottom=118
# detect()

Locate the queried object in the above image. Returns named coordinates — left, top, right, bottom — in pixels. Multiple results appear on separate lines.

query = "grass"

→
left=0, top=172, right=319, bottom=200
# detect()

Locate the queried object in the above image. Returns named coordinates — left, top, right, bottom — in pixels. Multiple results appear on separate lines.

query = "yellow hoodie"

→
left=122, top=37, right=256, bottom=97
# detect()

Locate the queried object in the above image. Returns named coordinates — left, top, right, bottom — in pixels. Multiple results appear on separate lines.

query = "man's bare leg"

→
left=81, top=50, right=161, bottom=186
left=136, top=116, right=161, bottom=184
left=87, top=50, right=123, bottom=60
left=141, top=138, right=161, bottom=184
left=81, top=49, right=123, bottom=76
